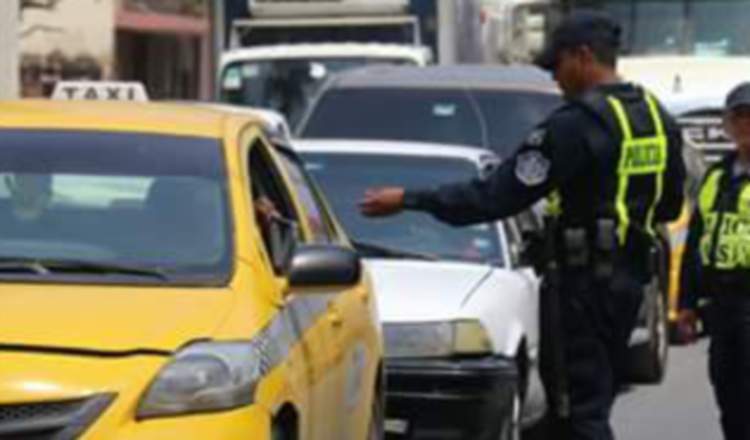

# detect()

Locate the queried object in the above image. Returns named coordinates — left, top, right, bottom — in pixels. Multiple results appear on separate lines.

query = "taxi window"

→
left=248, top=141, right=302, bottom=273
left=276, top=151, right=335, bottom=243
left=0, top=130, right=231, bottom=285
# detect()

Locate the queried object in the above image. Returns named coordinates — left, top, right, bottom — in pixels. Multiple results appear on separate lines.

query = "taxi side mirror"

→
left=289, top=245, right=362, bottom=288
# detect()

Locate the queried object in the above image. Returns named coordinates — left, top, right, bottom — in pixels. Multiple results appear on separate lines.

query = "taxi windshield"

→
left=220, top=57, right=416, bottom=127
left=302, top=153, right=504, bottom=265
left=570, top=0, right=750, bottom=56
left=0, top=130, right=232, bottom=285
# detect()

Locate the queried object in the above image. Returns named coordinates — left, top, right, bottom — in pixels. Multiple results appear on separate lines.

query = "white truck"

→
left=220, top=0, right=436, bottom=126
left=480, top=0, right=561, bottom=64
left=509, top=0, right=748, bottom=164
left=607, top=0, right=749, bottom=164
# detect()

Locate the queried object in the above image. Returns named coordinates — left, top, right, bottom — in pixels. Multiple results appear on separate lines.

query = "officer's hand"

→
left=676, top=309, right=699, bottom=344
left=359, top=187, right=405, bottom=217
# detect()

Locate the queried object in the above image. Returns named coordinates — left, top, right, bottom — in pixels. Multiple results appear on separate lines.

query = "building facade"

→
left=19, top=0, right=212, bottom=100
left=0, top=0, right=20, bottom=99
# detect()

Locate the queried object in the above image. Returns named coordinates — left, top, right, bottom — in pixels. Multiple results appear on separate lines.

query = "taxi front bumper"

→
left=0, top=352, right=271, bottom=440
left=0, top=395, right=270, bottom=439
left=384, top=356, right=518, bottom=440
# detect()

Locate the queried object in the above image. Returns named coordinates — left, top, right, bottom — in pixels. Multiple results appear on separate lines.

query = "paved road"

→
left=613, top=339, right=722, bottom=440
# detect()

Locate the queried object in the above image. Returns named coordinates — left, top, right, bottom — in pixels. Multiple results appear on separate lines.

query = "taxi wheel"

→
left=367, top=387, right=385, bottom=440
left=271, top=409, right=298, bottom=440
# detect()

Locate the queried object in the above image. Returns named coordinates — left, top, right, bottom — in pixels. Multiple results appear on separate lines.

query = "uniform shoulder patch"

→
left=525, top=128, right=547, bottom=147
left=515, top=150, right=551, bottom=186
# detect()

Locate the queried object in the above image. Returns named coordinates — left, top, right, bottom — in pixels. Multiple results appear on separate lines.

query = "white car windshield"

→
left=302, top=152, right=504, bottom=265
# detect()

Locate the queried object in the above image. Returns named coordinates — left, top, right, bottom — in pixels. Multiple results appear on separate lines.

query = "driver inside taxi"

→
left=6, top=173, right=53, bottom=223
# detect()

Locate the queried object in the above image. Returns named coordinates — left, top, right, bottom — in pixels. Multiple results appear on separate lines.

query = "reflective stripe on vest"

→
left=606, top=94, right=669, bottom=245
left=545, top=190, right=562, bottom=217
left=698, top=167, right=750, bottom=270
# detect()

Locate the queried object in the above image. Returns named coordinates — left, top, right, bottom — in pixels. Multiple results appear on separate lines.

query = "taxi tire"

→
left=368, top=385, right=385, bottom=440
left=271, top=408, right=298, bottom=440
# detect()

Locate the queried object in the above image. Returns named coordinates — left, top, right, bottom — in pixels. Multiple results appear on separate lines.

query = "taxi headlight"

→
left=383, top=320, right=493, bottom=358
left=137, top=341, right=263, bottom=419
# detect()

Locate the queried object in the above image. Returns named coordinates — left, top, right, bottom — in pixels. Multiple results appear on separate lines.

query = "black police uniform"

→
left=402, top=82, right=685, bottom=439
left=680, top=83, right=750, bottom=439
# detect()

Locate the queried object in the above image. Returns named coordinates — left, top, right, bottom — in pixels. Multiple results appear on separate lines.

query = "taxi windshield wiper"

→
left=351, top=240, right=438, bottom=262
left=0, top=257, right=169, bottom=281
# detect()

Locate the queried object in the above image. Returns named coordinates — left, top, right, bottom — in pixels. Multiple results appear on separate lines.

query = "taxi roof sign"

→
left=51, top=81, right=149, bottom=102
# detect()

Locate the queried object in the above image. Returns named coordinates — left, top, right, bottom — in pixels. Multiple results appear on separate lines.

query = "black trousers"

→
left=708, top=295, right=750, bottom=440
left=543, top=271, right=643, bottom=440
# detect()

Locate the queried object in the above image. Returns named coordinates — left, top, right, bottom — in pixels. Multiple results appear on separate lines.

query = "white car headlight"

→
left=137, top=341, right=264, bottom=419
left=383, top=320, right=493, bottom=358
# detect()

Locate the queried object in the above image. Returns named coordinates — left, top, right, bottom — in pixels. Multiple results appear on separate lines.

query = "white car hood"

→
left=365, top=259, right=493, bottom=323
left=619, top=56, right=750, bottom=114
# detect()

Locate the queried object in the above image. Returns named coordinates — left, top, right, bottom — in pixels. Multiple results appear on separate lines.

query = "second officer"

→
left=359, top=10, right=686, bottom=440
left=678, top=82, right=750, bottom=440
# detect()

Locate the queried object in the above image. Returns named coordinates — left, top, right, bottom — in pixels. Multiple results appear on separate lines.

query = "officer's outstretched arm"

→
left=404, top=114, right=589, bottom=226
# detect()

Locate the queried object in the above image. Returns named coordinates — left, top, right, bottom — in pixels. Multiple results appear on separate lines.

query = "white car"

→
left=294, top=139, right=545, bottom=439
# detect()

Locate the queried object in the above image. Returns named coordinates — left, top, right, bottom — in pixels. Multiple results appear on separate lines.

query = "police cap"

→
left=535, top=10, right=621, bottom=71
left=726, top=82, right=750, bottom=111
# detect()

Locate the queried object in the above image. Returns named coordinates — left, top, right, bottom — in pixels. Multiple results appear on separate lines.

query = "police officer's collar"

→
left=593, top=82, right=643, bottom=100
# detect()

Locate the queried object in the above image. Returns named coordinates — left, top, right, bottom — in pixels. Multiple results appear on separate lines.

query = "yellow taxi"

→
left=0, top=99, right=383, bottom=439
left=666, top=139, right=707, bottom=340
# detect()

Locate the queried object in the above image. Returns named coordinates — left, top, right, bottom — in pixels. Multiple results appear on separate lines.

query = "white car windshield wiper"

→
left=0, top=257, right=169, bottom=281
left=351, top=240, right=438, bottom=262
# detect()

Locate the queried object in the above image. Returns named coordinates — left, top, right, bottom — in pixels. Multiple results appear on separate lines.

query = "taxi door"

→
left=246, top=137, right=343, bottom=440
left=276, top=149, right=380, bottom=439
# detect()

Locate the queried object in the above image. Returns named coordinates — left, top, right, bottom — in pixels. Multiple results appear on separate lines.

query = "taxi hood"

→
left=618, top=56, right=750, bottom=114
left=365, top=259, right=493, bottom=323
left=0, top=284, right=236, bottom=354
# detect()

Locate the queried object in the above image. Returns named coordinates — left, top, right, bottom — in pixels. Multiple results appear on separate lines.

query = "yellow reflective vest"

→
left=698, top=165, right=750, bottom=270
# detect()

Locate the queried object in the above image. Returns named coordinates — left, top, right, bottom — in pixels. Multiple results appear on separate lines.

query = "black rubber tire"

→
left=628, top=286, right=669, bottom=384
left=368, top=386, right=385, bottom=440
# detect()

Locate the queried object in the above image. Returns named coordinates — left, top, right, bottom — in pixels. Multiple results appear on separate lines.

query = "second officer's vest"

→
left=698, top=163, right=750, bottom=272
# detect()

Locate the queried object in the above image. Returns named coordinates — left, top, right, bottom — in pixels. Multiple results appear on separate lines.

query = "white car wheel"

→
left=499, top=388, right=522, bottom=440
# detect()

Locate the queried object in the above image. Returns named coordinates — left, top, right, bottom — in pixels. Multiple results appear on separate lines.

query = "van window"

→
left=301, top=88, right=485, bottom=147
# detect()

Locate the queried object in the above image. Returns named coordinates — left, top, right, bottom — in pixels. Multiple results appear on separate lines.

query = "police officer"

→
left=678, top=82, right=750, bottom=440
left=359, top=10, right=686, bottom=440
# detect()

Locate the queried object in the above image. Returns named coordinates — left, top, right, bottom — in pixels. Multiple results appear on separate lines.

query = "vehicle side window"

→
left=248, top=141, right=301, bottom=274
left=516, top=208, right=543, bottom=235
left=504, top=219, right=524, bottom=267
left=276, top=150, right=336, bottom=244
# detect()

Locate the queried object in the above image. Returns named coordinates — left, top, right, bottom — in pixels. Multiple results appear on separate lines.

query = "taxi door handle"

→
left=327, top=306, right=344, bottom=328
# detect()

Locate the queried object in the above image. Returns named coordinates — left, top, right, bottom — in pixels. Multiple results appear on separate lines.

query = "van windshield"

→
left=220, top=57, right=417, bottom=127
left=301, top=87, right=561, bottom=158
